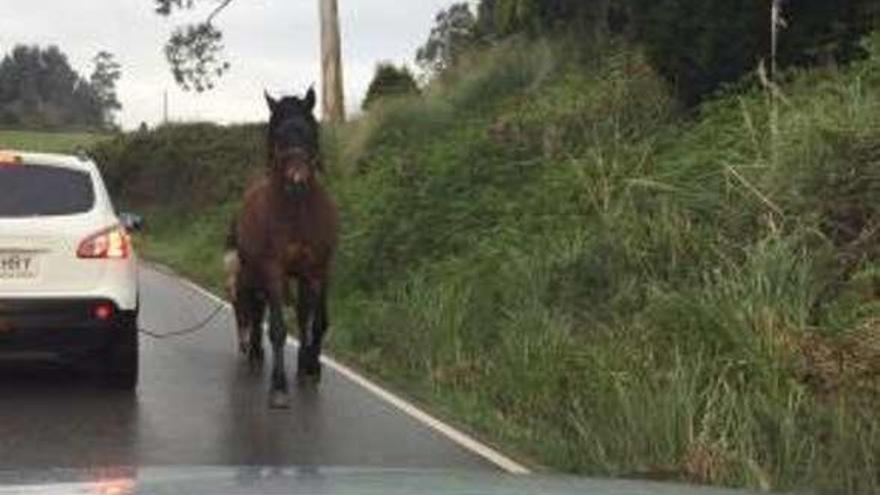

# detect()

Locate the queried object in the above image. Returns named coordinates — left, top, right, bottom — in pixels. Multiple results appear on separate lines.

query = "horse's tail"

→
left=223, top=218, right=240, bottom=301
left=225, top=217, right=238, bottom=251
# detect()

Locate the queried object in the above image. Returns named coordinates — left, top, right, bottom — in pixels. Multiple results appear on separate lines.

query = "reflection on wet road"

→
left=0, top=266, right=493, bottom=470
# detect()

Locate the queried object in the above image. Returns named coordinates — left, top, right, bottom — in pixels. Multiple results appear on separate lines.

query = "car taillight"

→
left=93, top=302, right=115, bottom=321
left=0, top=151, right=22, bottom=165
left=77, top=226, right=131, bottom=259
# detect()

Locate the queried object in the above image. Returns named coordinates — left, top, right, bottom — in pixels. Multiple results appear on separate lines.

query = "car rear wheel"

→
left=104, top=312, right=139, bottom=390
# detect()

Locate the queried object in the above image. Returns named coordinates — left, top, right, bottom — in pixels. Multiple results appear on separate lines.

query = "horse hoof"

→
left=248, top=346, right=264, bottom=366
left=268, top=390, right=291, bottom=409
left=248, top=357, right=264, bottom=374
left=296, top=370, right=321, bottom=387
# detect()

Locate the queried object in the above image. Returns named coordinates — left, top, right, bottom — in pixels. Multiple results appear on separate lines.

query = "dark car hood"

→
left=0, top=466, right=761, bottom=495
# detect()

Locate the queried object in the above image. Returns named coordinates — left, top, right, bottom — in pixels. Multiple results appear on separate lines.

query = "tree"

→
left=164, top=22, right=229, bottom=93
left=362, top=63, right=419, bottom=110
left=154, top=0, right=347, bottom=122
left=473, top=0, right=879, bottom=105
left=482, top=0, right=611, bottom=38
left=154, top=0, right=232, bottom=93
left=474, top=0, right=499, bottom=41
left=416, top=3, right=477, bottom=75
left=90, top=51, right=122, bottom=128
left=628, top=0, right=878, bottom=104
left=0, top=45, right=111, bottom=130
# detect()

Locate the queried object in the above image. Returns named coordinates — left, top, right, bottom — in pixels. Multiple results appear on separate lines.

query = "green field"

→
left=0, top=130, right=110, bottom=153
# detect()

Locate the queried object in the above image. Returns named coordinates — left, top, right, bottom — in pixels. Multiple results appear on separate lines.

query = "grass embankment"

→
left=0, top=130, right=109, bottom=153
left=94, top=38, right=880, bottom=494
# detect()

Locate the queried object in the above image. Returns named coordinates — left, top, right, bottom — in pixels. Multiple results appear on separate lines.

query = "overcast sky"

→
left=0, top=0, right=457, bottom=129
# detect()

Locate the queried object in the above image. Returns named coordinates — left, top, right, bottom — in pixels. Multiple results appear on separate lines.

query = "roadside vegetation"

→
left=0, top=130, right=109, bottom=153
left=94, top=31, right=880, bottom=493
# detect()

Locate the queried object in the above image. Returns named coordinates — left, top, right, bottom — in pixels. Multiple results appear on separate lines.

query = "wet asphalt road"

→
left=0, top=265, right=494, bottom=471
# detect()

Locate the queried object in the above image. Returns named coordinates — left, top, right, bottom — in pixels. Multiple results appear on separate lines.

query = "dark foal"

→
left=225, top=88, right=339, bottom=408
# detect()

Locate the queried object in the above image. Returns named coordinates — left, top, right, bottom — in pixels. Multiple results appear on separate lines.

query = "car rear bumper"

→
left=0, top=298, right=135, bottom=362
left=0, top=264, right=139, bottom=312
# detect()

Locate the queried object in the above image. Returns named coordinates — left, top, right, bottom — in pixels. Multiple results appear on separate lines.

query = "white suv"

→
left=0, top=150, right=140, bottom=389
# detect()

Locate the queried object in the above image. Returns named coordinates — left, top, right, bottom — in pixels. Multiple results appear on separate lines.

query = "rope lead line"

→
left=139, top=302, right=227, bottom=339
left=139, top=264, right=230, bottom=339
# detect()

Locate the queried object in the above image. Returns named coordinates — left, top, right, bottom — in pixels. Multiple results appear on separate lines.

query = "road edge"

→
left=147, top=263, right=532, bottom=475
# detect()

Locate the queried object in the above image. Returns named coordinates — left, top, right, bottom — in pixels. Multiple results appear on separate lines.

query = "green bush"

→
left=362, top=63, right=419, bottom=111
left=91, top=122, right=263, bottom=211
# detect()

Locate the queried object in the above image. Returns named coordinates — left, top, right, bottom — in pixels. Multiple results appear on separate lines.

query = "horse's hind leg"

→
left=227, top=253, right=248, bottom=355
left=246, top=290, right=266, bottom=368
left=232, top=286, right=251, bottom=356
left=266, top=274, right=291, bottom=408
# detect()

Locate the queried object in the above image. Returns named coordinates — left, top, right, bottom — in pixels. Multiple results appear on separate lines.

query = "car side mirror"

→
left=119, top=212, right=145, bottom=233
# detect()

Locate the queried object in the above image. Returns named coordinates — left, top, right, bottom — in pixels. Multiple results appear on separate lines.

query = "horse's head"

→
left=265, top=88, right=320, bottom=197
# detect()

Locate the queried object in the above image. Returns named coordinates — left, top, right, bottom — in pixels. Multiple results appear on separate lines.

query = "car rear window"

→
left=0, top=164, right=95, bottom=217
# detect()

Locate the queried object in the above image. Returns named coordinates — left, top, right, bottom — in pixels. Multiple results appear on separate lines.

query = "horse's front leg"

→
left=296, top=277, right=326, bottom=384
left=266, top=270, right=290, bottom=409
left=311, top=282, right=329, bottom=379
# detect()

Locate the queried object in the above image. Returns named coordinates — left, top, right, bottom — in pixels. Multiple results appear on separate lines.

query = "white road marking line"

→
left=148, top=265, right=532, bottom=474
left=174, top=275, right=232, bottom=309
left=309, top=345, right=531, bottom=474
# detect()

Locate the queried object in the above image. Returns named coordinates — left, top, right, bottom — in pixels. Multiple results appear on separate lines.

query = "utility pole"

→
left=319, top=0, right=346, bottom=123
left=163, top=89, right=169, bottom=125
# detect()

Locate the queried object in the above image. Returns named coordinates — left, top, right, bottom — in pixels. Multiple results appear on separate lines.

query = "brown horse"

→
left=224, top=88, right=339, bottom=408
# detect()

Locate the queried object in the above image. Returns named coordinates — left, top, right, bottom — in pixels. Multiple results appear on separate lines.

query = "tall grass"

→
left=326, top=38, right=880, bottom=492
left=94, top=36, right=880, bottom=494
